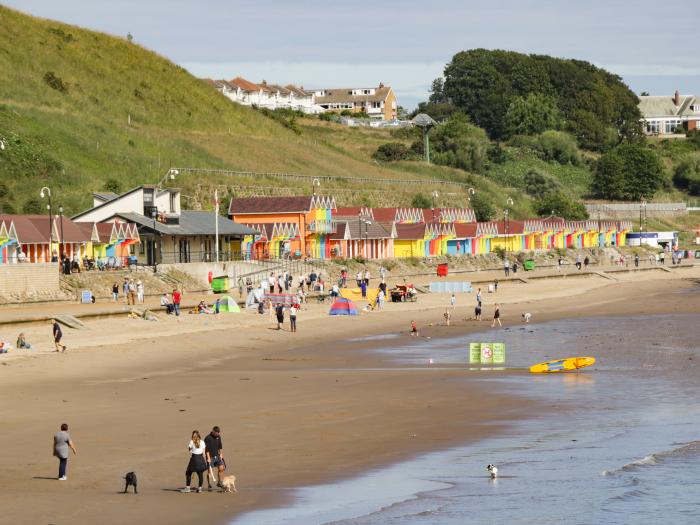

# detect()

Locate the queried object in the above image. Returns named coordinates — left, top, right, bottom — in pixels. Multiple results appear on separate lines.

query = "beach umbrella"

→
left=329, top=297, right=358, bottom=316
left=218, top=295, right=240, bottom=313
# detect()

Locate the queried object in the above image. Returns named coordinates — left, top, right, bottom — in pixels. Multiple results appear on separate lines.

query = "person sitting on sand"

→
left=410, top=320, right=418, bottom=336
left=16, top=333, right=32, bottom=350
left=161, top=293, right=173, bottom=314
left=0, top=341, right=12, bottom=354
left=522, top=312, right=532, bottom=323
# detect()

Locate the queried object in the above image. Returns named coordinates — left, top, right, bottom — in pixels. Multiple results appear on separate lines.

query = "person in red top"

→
left=172, top=289, right=182, bottom=317
left=410, top=320, right=418, bottom=337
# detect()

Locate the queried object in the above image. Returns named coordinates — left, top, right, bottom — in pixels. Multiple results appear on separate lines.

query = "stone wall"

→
left=0, top=263, right=60, bottom=299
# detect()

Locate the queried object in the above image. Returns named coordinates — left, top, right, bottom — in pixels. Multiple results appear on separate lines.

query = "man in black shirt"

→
left=51, top=318, right=66, bottom=352
left=204, top=426, right=224, bottom=490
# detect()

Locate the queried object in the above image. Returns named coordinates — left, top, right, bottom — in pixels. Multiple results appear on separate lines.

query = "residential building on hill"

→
left=313, top=84, right=398, bottom=120
left=639, top=90, right=700, bottom=135
left=205, top=77, right=321, bottom=114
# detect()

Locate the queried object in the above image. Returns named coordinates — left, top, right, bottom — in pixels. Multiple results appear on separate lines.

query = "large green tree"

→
left=419, top=112, right=490, bottom=172
left=591, top=143, right=665, bottom=200
left=436, top=49, right=642, bottom=149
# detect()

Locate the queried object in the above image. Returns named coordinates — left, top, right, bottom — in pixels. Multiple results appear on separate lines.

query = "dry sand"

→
left=0, top=265, right=698, bottom=525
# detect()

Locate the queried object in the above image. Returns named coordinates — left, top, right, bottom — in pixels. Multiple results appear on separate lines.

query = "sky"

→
left=4, top=0, right=699, bottom=109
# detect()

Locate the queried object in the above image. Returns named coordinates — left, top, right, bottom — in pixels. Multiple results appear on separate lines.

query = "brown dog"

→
left=220, top=475, right=237, bottom=493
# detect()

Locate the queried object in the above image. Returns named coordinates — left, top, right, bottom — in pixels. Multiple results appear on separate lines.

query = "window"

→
left=664, top=120, right=682, bottom=133
left=371, top=101, right=381, bottom=109
left=363, top=89, right=370, bottom=95
left=645, top=120, right=660, bottom=134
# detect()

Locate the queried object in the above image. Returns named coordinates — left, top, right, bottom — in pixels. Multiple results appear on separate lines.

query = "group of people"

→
left=183, top=426, right=227, bottom=493
left=159, top=289, right=182, bottom=316
left=0, top=332, right=33, bottom=354
left=274, top=301, right=299, bottom=332
left=113, top=279, right=145, bottom=305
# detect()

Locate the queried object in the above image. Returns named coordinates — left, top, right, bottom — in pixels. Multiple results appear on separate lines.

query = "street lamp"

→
left=505, top=197, right=514, bottom=256
left=58, top=205, right=65, bottom=260
left=431, top=190, right=439, bottom=223
left=151, top=207, right=158, bottom=267
left=39, top=187, right=53, bottom=262
left=640, top=199, right=647, bottom=246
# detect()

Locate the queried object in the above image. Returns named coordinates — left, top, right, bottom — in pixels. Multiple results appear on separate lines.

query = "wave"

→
left=602, top=440, right=700, bottom=476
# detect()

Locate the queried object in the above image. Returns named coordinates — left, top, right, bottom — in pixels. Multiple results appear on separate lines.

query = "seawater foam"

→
left=601, top=440, right=700, bottom=476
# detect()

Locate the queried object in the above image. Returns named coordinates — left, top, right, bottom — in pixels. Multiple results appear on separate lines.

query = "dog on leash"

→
left=220, top=475, right=237, bottom=493
left=486, top=464, right=498, bottom=479
left=124, top=471, right=138, bottom=494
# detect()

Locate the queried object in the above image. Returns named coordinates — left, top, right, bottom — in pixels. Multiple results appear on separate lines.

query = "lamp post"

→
left=431, top=190, right=439, bottom=223
left=364, top=219, right=371, bottom=259
left=39, top=187, right=52, bottom=262
left=357, top=211, right=362, bottom=258
left=151, top=207, right=158, bottom=267
left=640, top=199, right=647, bottom=246
left=58, top=205, right=65, bottom=260
left=505, top=197, right=514, bottom=257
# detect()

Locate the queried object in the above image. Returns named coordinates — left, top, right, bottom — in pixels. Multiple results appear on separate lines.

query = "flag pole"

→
left=214, top=189, right=220, bottom=263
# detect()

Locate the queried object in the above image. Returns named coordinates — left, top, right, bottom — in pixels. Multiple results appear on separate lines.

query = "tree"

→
left=591, top=143, right=666, bottom=200
left=524, top=168, right=561, bottom=196
left=504, top=93, right=560, bottom=137
left=423, top=113, right=490, bottom=173
left=411, top=193, right=432, bottom=208
left=23, top=197, right=43, bottom=214
left=672, top=156, right=700, bottom=195
left=534, top=191, right=589, bottom=220
left=535, top=130, right=579, bottom=164
left=470, top=192, right=495, bottom=221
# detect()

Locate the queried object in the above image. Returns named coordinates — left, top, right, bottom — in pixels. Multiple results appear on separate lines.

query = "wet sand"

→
left=0, top=267, right=698, bottom=525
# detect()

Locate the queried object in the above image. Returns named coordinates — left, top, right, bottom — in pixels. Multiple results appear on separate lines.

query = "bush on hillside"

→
left=534, top=191, right=589, bottom=220
left=318, top=112, right=338, bottom=122
left=419, top=113, right=489, bottom=172
left=591, top=143, right=666, bottom=200
left=373, top=142, right=412, bottom=162
left=43, top=71, right=69, bottom=93
left=673, top=157, right=700, bottom=195
left=487, top=142, right=508, bottom=164
left=687, top=129, right=700, bottom=149
left=536, top=130, right=579, bottom=164
left=411, top=193, right=432, bottom=208
left=524, top=168, right=561, bottom=196
left=23, top=197, right=43, bottom=214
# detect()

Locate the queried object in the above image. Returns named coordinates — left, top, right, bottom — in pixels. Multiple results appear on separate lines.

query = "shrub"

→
left=524, top=168, right=561, bottom=197
left=536, top=130, right=579, bottom=164
left=687, top=129, right=700, bottom=149
left=411, top=193, right=432, bottom=208
left=673, top=157, right=700, bottom=195
left=43, top=71, right=68, bottom=93
left=319, top=112, right=338, bottom=122
left=103, top=178, right=122, bottom=193
left=591, top=143, right=666, bottom=200
left=470, top=192, right=495, bottom=221
left=373, top=142, right=411, bottom=162
left=487, top=142, right=508, bottom=164
left=534, top=191, right=589, bottom=220
left=23, top=197, right=43, bottom=214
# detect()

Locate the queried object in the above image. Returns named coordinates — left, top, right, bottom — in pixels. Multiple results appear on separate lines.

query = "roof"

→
left=332, top=219, right=392, bottom=240
left=285, top=85, right=312, bottom=97
left=639, top=94, right=699, bottom=118
left=0, top=214, right=47, bottom=243
left=454, top=223, right=478, bottom=238
left=266, top=84, right=291, bottom=95
left=228, top=77, right=262, bottom=92
left=93, top=192, right=119, bottom=203
left=395, top=223, right=426, bottom=240
left=315, top=86, right=393, bottom=104
left=229, top=196, right=313, bottom=215
left=492, top=219, right=525, bottom=235
left=55, top=216, right=92, bottom=242
left=113, top=211, right=256, bottom=236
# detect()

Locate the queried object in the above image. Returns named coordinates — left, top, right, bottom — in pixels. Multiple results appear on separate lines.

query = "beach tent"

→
left=217, top=295, right=240, bottom=313
left=340, top=287, right=379, bottom=304
left=329, top=297, right=359, bottom=316
left=245, top=287, right=265, bottom=309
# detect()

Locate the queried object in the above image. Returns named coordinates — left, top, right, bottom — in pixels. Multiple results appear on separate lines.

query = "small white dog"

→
left=486, top=464, right=498, bottom=479
left=220, top=475, right=237, bottom=493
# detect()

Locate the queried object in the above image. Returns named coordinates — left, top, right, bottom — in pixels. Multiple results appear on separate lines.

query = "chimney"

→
left=674, top=90, right=681, bottom=106
left=379, top=82, right=385, bottom=88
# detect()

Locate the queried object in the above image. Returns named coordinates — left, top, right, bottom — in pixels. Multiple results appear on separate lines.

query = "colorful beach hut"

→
left=329, top=297, right=358, bottom=316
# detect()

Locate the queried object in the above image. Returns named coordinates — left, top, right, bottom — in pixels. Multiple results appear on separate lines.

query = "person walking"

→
left=360, top=279, right=367, bottom=299
left=476, top=288, right=482, bottom=304
left=634, top=254, right=640, bottom=268
left=584, top=256, right=590, bottom=269
left=450, top=293, right=456, bottom=309
left=503, top=259, right=510, bottom=277
left=275, top=303, right=285, bottom=330
left=377, top=289, right=385, bottom=311
left=379, top=265, right=386, bottom=281
left=53, top=423, right=77, bottom=481
left=51, top=318, right=66, bottom=352
left=474, top=301, right=482, bottom=321
left=356, top=271, right=363, bottom=288
left=491, top=303, right=502, bottom=328
left=112, top=283, right=119, bottom=302
left=127, top=280, right=137, bottom=305
left=364, top=268, right=371, bottom=286
left=136, top=280, right=144, bottom=304
left=172, top=288, right=182, bottom=317
left=182, top=430, right=207, bottom=493
left=289, top=303, right=298, bottom=332
left=204, top=426, right=225, bottom=491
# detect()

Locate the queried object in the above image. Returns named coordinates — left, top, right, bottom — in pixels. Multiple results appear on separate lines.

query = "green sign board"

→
left=469, top=342, right=506, bottom=365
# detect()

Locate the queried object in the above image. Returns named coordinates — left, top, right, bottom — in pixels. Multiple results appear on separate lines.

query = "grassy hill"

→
left=1, top=5, right=696, bottom=228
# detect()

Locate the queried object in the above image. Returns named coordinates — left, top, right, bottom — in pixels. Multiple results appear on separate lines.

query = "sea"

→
left=233, top=314, right=700, bottom=525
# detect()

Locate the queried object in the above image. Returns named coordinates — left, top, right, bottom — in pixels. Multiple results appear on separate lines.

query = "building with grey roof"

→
left=638, top=90, right=700, bottom=135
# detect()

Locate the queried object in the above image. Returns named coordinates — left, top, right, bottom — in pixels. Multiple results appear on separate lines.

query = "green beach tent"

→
left=218, top=295, right=240, bottom=313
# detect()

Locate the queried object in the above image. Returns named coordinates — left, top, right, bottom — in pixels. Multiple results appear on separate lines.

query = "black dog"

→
left=124, top=471, right=138, bottom=494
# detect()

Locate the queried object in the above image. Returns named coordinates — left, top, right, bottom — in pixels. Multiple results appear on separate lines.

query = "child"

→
left=522, top=312, right=532, bottom=323
left=16, top=333, right=32, bottom=350
left=410, top=320, right=418, bottom=337
left=443, top=309, right=451, bottom=326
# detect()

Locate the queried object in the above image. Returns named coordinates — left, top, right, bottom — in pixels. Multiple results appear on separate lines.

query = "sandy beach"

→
left=0, top=265, right=699, bottom=525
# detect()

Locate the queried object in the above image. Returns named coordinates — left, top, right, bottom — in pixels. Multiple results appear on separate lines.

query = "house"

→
left=639, top=91, right=700, bottom=135
left=313, top=84, right=398, bottom=120
left=330, top=213, right=395, bottom=259
left=229, top=195, right=336, bottom=259
left=73, top=186, right=255, bottom=265
left=206, top=77, right=322, bottom=114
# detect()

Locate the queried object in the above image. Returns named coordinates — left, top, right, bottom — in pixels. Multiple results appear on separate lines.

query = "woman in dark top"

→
left=51, top=319, right=66, bottom=352
left=491, top=303, right=502, bottom=328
